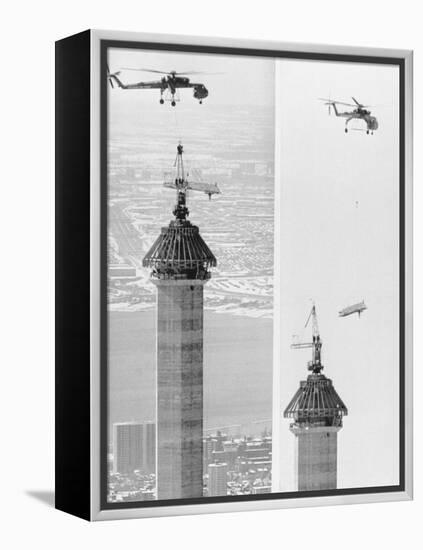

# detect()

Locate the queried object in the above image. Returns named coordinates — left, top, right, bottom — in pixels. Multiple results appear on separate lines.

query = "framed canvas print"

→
left=55, top=29, right=413, bottom=521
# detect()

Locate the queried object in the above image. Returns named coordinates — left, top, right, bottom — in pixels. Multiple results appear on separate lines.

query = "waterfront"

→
left=108, top=309, right=273, bottom=434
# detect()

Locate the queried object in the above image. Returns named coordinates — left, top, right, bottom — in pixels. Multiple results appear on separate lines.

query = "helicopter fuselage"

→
left=108, top=69, right=209, bottom=105
left=164, top=75, right=208, bottom=100
left=331, top=104, right=379, bottom=133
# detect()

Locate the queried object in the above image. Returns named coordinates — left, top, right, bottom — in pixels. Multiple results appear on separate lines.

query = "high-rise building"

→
left=112, top=422, right=144, bottom=475
left=221, top=449, right=238, bottom=469
left=203, top=437, right=214, bottom=471
left=213, top=431, right=225, bottom=452
left=223, top=440, right=238, bottom=453
left=208, top=463, right=228, bottom=497
left=143, top=143, right=217, bottom=500
left=252, top=485, right=271, bottom=494
left=143, top=421, right=156, bottom=474
left=284, top=306, right=348, bottom=491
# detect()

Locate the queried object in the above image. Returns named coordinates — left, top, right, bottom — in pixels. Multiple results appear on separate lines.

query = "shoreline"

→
left=108, top=309, right=273, bottom=433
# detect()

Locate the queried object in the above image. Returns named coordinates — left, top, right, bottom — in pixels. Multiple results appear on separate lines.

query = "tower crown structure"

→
left=284, top=373, right=348, bottom=428
left=143, top=143, right=217, bottom=281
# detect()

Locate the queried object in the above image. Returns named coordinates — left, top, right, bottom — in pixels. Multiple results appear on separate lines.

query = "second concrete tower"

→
left=284, top=305, right=348, bottom=491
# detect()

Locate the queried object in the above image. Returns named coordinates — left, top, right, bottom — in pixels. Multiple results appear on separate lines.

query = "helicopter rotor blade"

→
left=172, top=71, right=204, bottom=75
left=319, top=98, right=357, bottom=107
left=172, top=71, right=223, bottom=75
left=351, top=96, right=372, bottom=108
left=121, top=67, right=167, bottom=74
left=120, top=67, right=222, bottom=76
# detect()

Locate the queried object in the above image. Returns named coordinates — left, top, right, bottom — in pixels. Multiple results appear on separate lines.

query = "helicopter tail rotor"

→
left=321, top=101, right=333, bottom=115
left=318, top=97, right=335, bottom=115
left=106, top=64, right=113, bottom=88
left=107, top=64, right=121, bottom=89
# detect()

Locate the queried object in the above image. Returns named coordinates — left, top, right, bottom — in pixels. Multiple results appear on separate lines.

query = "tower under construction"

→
left=143, top=144, right=217, bottom=500
left=284, top=305, right=348, bottom=491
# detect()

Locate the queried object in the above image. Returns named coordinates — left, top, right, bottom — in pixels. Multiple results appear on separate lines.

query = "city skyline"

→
left=109, top=423, right=273, bottom=502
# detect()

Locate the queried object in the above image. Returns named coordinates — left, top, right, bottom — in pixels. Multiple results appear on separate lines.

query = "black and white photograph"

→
left=4, top=0, right=422, bottom=546
left=102, top=41, right=403, bottom=507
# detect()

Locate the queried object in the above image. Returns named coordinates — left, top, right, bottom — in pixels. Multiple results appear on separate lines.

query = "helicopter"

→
left=107, top=65, right=209, bottom=106
left=319, top=97, right=379, bottom=134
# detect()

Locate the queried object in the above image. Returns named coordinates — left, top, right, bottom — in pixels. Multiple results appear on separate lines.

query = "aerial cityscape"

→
left=106, top=106, right=275, bottom=501
left=107, top=106, right=274, bottom=320
left=106, top=48, right=276, bottom=502
left=106, top=48, right=400, bottom=503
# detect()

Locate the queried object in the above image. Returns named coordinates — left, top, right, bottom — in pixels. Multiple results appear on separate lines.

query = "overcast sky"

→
left=273, top=59, right=400, bottom=491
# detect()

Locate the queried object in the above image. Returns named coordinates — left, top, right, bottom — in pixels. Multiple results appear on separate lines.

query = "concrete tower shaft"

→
left=143, top=143, right=216, bottom=500
left=154, top=278, right=206, bottom=499
left=292, top=423, right=341, bottom=491
left=284, top=371, right=348, bottom=491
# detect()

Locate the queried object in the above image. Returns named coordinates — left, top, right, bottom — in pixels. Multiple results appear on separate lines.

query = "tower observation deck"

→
left=143, top=143, right=217, bottom=500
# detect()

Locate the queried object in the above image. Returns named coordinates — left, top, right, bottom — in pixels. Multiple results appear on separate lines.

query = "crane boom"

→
left=291, top=342, right=313, bottom=349
left=163, top=143, right=221, bottom=203
left=291, top=304, right=324, bottom=374
left=305, top=304, right=319, bottom=338
left=164, top=180, right=221, bottom=197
